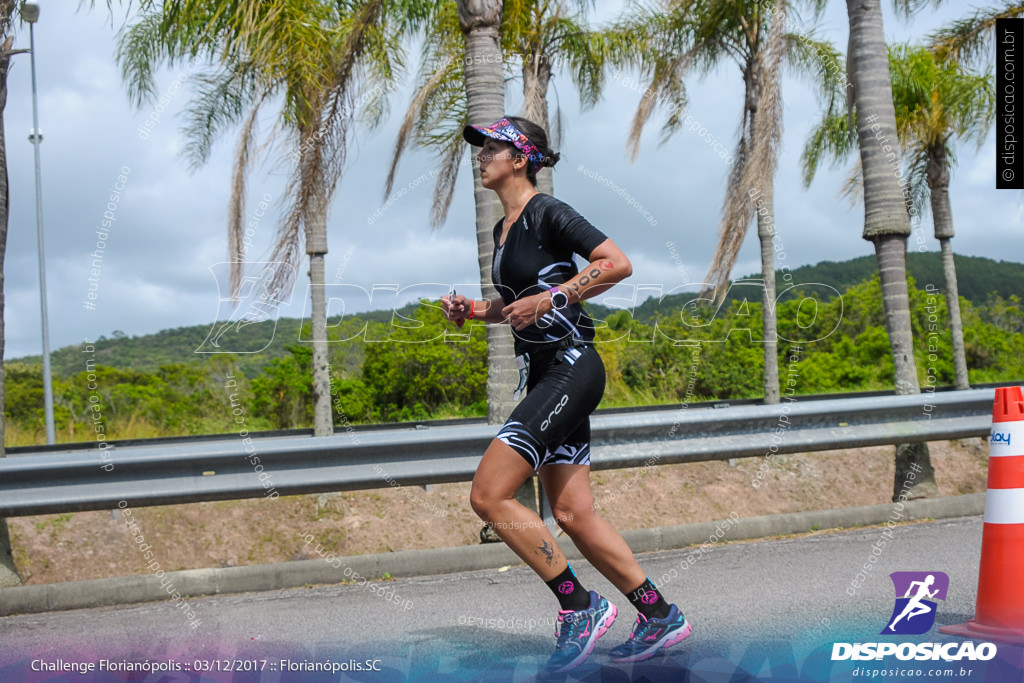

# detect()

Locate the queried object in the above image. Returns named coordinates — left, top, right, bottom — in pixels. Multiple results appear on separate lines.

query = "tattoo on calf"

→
left=538, top=540, right=555, bottom=566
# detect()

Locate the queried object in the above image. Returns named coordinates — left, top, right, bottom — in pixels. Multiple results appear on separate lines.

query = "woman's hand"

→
left=501, top=292, right=552, bottom=330
left=441, top=293, right=471, bottom=325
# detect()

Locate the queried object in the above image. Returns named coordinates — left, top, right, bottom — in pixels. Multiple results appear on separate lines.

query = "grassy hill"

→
left=11, top=252, right=1023, bottom=377
left=587, top=252, right=1024, bottom=323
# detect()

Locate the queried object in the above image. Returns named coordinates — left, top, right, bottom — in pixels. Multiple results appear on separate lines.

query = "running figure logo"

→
left=881, top=571, right=949, bottom=635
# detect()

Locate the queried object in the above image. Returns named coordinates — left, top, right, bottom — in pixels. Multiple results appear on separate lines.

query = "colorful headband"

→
left=462, top=117, right=545, bottom=171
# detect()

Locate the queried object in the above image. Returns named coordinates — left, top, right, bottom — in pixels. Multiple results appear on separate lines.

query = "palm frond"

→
left=782, top=31, right=845, bottom=113
left=180, top=64, right=264, bottom=169
left=429, top=124, right=469, bottom=227
left=801, top=110, right=857, bottom=186
left=704, top=0, right=788, bottom=299
left=385, top=59, right=458, bottom=197
left=890, top=0, right=943, bottom=21
left=904, top=146, right=930, bottom=218
left=116, top=12, right=168, bottom=107
left=928, top=0, right=1024, bottom=66
left=227, top=94, right=268, bottom=301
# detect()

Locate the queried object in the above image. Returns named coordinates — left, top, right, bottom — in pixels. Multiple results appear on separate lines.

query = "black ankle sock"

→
left=626, top=577, right=671, bottom=620
left=545, top=565, right=591, bottom=611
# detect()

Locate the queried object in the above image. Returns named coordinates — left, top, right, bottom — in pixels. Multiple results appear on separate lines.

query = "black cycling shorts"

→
left=495, top=343, right=605, bottom=470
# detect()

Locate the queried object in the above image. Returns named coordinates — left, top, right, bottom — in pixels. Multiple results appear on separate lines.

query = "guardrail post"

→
left=539, top=484, right=557, bottom=535
left=0, top=520, right=20, bottom=587
left=0, top=431, right=22, bottom=585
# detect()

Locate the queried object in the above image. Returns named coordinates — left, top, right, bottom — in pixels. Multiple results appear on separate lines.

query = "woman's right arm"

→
left=466, top=296, right=508, bottom=324
left=442, top=294, right=507, bottom=325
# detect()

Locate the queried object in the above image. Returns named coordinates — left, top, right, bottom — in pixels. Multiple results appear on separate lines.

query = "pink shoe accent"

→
left=628, top=612, right=647, bottom=640
left=663, top=619, right=692, bottom=647
left=555, top=599, right=617, bottom=672
left=613, top=617, right=692, bottom=663
left=595, top=601, right=617, bottom=639
left=555, top=609, right=573, bottom=637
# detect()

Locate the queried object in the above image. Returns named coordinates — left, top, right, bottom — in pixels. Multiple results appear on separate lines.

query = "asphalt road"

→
left=1, top=515, right=1022, bottom=682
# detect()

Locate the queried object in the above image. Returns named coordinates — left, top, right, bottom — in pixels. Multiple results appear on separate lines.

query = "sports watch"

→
left=549, top=286, right=569, bottom=311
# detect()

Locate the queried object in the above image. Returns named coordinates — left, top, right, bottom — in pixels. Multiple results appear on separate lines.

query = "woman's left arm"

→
left=501, top=238, right=632, bottom=330
left=558, top=238, right=633, bottom=304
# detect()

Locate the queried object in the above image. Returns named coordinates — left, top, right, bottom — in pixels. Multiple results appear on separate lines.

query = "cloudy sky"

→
left=3, top=1, right=1020, bottom=361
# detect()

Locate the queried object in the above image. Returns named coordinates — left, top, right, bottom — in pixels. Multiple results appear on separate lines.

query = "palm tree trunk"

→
left=876, top=236, right=938, bottom=498
left=459, top=1, right=541, bottom=527
left=307, top=186, right=332, bottom=436
left=459, top=0, right=518, bottom=426
left=741, top=58, right=781, bottom=405
left=847, top=0, right=936, bottom=500
left=0, top=30, right=23, bottom=586
left=873, top=237, right=919, bottom=394
left=521, top=50, right=553, bottom=196
left=939, top=238, right=968, bottom=389
left=756, top=180, right=780, bottom=404
left=927, top=146, right=969, bottom=390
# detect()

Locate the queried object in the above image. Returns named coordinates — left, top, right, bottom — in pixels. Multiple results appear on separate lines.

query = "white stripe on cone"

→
left=984, top=488, right=1024, bottom=525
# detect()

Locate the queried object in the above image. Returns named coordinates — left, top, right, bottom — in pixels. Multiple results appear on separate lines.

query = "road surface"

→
left=1, top=515, right=1021, bottom=682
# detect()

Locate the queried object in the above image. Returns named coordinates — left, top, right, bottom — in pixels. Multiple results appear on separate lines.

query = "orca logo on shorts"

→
left=541, top=394, right=570, bottom=431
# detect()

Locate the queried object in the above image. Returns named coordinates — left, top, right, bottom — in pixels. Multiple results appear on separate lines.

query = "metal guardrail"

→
left=0, top=388, right=996, bottom=517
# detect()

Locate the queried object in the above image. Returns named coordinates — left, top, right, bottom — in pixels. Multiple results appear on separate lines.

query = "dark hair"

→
left=505, top=115, right=560, bottom=186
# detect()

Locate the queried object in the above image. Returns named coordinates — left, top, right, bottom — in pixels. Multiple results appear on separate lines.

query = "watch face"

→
left=552, top=291, right=569, bottom=309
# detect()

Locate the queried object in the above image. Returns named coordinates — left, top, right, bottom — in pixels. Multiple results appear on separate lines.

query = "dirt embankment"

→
left=8, top=439, right=989, bottom=585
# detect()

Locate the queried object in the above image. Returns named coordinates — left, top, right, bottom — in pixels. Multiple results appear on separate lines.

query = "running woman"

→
left=441, top=116, right=692, bottom=672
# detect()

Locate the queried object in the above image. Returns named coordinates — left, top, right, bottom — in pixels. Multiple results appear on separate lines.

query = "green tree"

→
left=803, top=44, right=995, bottom=390
left=388, top=0, right=603, bottom=423
left=929, top=1, right=1024, bottom=68
left=0, top=0, right=26, bottom=586
left=891, top=45, right=993, bottom=389
left=844, top=0, right=937, bottom=500
left=361, top=302, right=487, bottom=420
left=455, top=0, right=515, bottom=426
left=605, top=0, right=841, bottom=404
left=250, top=344, right=314, bottom=430
left=118, top=0, right=416, bottom=437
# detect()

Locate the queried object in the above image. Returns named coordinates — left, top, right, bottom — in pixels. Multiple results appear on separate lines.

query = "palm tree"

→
left=503, top=0, right=602, bottom=196
left=0, top=0, right=24, bottom=587
left=929, top=0, right=1024, bottom=67
left=391, top=0, right=602, bottom=423
left=605, top=0, right=841, bottom=404
left=454, top=0, right=526, bottom=536
left=845, top=0, right=937, bottom=500
left=803, top=44, right=994, bottom=391
left=118, top=0, right=413, bottom=436
left=454, top=0, right=516, bottom=425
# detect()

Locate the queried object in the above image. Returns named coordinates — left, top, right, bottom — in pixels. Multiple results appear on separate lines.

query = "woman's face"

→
left=477, top=138, right=522, bottom=189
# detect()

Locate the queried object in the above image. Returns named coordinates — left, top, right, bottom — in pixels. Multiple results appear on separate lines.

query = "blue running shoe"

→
left=544, top=591, right=617, bottom=673
left=609, top=604, right=691, bottom=662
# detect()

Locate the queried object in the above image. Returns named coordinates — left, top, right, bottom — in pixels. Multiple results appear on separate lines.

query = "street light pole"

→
left=22, top=2, right=56, bottom=445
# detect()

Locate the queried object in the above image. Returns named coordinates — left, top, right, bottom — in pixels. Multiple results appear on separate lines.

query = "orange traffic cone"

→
left=941, top=386, right=1024, bottom=644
